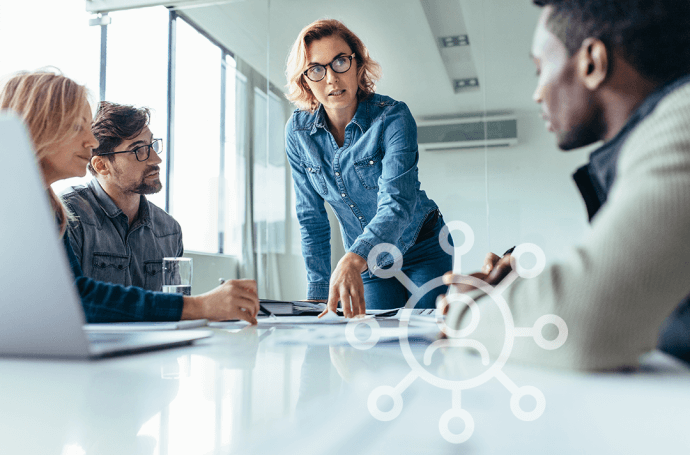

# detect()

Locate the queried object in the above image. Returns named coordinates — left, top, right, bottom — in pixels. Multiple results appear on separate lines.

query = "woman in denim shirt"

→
left=285, top=19, right=453, bottom=317
left=1, top=70, right=259, bottom=324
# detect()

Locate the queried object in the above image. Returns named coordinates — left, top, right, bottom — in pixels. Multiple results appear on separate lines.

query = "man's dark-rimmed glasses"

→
left=97, top=139, right=163, bottom=162
left=303, top=53, right=355, bottom=82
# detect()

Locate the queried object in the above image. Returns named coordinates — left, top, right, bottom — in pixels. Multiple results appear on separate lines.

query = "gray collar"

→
left=88, top=179, right=150, bottom=226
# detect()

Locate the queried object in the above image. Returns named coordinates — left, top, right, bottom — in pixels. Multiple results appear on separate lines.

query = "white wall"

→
left=418, top=112, right=596, bottom=273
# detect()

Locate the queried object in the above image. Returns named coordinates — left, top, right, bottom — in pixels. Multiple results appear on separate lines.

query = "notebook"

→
left=0, top=113, right=212, bottom=359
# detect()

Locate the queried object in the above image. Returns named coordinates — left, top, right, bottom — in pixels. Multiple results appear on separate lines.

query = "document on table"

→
left=209, top=312, right=372, bottom=328
left=267, top=324, right=440, bottom=346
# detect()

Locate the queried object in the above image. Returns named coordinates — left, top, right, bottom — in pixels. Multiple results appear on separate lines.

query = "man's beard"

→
left=132, top=178, right=162, bottom=195
left=556, top=107, right=605, bottom=151
left=128, top=166, right=163, bottom=195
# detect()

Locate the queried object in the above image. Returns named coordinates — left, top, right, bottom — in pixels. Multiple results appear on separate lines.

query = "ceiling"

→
left=175, top=0, right=543, bottom=118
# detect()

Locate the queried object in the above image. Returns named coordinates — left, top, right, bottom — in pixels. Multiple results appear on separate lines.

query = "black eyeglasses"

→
left=303, top=53, right=355, bottom=82
left=97, top=138, right=163, bottom=162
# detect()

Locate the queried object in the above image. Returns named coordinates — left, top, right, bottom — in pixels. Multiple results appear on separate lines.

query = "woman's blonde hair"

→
left=0, top=70, right=88, bottom=234
left=285, top=19, right=382, bottom=112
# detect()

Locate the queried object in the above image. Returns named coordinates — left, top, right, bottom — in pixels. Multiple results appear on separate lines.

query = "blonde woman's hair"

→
left=0, top=70, right=88, bottom=235
left=285, top=19, right=382, bottom=112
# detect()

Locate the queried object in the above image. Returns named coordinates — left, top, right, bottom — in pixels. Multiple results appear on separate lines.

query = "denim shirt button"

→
left=335, top=172, right=340, bottom=176
left=341, top=193, right=346, bottom=198
left=307, top=167, right=312, bottom=172
left=350, top=204, right=354, bottom=207
left=369, top=160, right=374, bottom=165
left=358, top=216, right=363, bottom=220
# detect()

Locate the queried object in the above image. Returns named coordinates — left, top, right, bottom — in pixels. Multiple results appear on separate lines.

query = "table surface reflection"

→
left=1, top=323, right=689, bottom=455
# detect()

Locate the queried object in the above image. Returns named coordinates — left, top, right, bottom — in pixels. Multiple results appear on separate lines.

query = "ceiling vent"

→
left=417, top=114, right=518, bottom=151
left=420, top=0, right=479, bottom=94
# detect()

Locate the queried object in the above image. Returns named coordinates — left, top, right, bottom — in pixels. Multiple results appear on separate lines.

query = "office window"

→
left=222, top=59, right=246, bottom=256
left=0, top=2, right=100, bottom=196
left=253, top=88, right=287, bottom=254
left=105, top=6, right=169, bottom=210
left=171, top=18, right=222, bottom=253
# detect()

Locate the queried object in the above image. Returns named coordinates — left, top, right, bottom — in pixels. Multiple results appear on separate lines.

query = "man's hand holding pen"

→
left=479, top=246, right=515, bottom=285
left=439, top=246, right=515, bottom=315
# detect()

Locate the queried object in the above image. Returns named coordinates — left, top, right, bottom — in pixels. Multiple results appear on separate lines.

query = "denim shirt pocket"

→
left=302, top=162, right=328, bottom=196
left=144, top=260, right=163, bottom=292
left=353, top=149, right=383, bottom=190
left=91, top=253, right=129, bottom=285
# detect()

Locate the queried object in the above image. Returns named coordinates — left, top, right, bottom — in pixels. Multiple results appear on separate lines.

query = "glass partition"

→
left=64, top=0, right=590, bottom=296
left=170, top=17, right=222, bottom=253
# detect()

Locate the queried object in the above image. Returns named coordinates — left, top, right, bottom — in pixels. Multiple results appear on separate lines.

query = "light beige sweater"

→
left=446, top=83, right=690, bottom=371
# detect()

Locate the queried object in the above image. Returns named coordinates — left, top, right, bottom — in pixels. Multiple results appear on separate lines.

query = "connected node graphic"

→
left=345, top=221, right=568, bottom=443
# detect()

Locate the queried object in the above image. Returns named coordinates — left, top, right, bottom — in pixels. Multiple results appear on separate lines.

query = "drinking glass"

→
left=162, top=257, right=193, bottom=295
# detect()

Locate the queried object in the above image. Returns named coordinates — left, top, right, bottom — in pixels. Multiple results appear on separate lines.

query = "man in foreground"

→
left=445, top=0, right=690, bottom=369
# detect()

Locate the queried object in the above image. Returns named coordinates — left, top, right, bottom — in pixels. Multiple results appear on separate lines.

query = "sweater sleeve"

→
left=63, top=232, right=184, bottom=323
left=446, top=85, right=690, bottom=371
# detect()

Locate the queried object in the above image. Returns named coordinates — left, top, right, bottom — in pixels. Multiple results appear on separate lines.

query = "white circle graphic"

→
left=532, top=314, right=568, bottom=350
left=439, top=408, right=475, bottom=443
left=345, top=317, right=381, bottom=350
left=510, top=243, right=546, bottom=278
left=367, top=243, right=403, bottom=279
left=439, top=221, right=474, bottom=256
left=510, top=386, right=546, bottom=421
left=398, top=276, right=515, bottom=391
left=367, top=386, right=403, bottom=421
left=348, top=233, right=568, bottom=445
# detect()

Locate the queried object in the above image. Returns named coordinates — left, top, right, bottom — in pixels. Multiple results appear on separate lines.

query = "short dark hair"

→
left=88, top=101, right=151, bottom=175
left=533, top=0, right=690, bottom=83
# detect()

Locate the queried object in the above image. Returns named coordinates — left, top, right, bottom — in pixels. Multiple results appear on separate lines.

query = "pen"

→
left=219, top=278, right=273, bottom=317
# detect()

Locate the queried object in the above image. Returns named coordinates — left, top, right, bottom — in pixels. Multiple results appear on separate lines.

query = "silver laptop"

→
left=0, top=113, right=212, bottom=358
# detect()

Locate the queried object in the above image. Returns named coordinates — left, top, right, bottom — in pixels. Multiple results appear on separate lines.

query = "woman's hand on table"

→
left=320, top=252, right=368, bottom=318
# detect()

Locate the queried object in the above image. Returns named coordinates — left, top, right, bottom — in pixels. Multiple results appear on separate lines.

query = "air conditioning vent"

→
left=417, top=114, right=518, bottom=151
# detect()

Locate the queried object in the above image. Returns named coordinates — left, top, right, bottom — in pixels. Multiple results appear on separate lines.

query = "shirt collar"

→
left=309, top=97, right=372, bottom=135
left=574, top=73, right=690, bottom=221
left=350, top=96, right=372, bottom=134
left=88, top=179, right=150, bottom=225
left=310, top=104, right=328, bottom=135
left=593, top=73, right=690, bottom=157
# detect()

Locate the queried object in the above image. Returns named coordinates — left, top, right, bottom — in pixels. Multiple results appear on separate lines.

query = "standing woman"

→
left=285, top=19, right=452, bottom=317
left=0, top=70, right=259, bottom=323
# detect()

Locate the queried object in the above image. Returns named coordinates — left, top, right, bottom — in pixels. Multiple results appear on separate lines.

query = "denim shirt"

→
left=62, top=179, right=183, bottom=292
left=286, top=93, right=438, bottom=299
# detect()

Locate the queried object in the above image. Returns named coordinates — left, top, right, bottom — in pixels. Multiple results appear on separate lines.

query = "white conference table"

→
left=1, top=320, right=689, bottom=455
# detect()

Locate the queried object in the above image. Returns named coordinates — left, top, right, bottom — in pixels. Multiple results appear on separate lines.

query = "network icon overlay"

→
left=345, top=221, right=569, bottom=443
